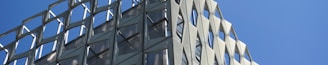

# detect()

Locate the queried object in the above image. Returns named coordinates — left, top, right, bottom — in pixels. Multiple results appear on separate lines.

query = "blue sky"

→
left=217, top=0, right=328, bottom=65
left=1, top=0, right=328, bottom=65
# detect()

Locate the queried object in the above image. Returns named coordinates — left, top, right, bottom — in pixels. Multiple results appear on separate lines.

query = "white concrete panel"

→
left=206, top=0, right=217, bottom=14
left=206, top=46, right=215, bottom=65
left=241, top=58, right=251, bottom=65
left=218, top=38, right=226, bottom=64
left=200, top=45, right=208, bottom=65
left=173, top=40, right=183, bottom=65
left=233, top=59, right=242, bottom=65
left=226, top=36, right=236, bottom=56
left=193, top=0, right=205, bottom=14
left=222, top=20, right=232, bottom=34
left=237, top=40, right=247, bottom=55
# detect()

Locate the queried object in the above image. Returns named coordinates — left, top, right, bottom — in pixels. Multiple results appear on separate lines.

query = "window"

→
left=203, top=7, right=210, bottom=19
left=182, top=50, right=188, bottom=65
left=176, top=13, right=184, bottom=42
left=146, top=49, right=169, bottom=65
left=195, top=36, right=202, bottom=65
left=208, top=28, right=214, bottom=48
left=190, top=8, right=198, bottom=26
left=225, top=53, right=230, bottom=65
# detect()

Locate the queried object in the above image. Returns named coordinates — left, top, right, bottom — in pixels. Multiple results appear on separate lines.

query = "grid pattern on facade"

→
left=0, top=0, right=258, bottom=65
left=168, top=0, right=258, bottom=65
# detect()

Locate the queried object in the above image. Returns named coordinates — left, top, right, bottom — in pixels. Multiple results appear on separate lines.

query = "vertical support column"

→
left=142, top=0, right=148, bottom=65
left=110, top=0, right=121, bottom=65
left=81, top=0, right=97, bottom=65
left=26, top=49, right=36, bottom=65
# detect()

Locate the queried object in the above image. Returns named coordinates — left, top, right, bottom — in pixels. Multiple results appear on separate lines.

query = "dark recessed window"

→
left=208, top=28, right=214, bottom=48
